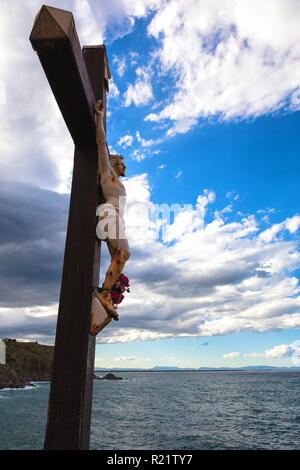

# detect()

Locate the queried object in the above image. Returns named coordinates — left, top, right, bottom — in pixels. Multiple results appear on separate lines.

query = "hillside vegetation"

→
left=0, top=339, right=54, bottom=389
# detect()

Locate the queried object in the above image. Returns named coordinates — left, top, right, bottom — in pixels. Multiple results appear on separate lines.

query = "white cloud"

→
left=0, top=1, right=164, bottom=193
left=259, top=223, right=284, bottom=243
left=259, top=215, right=300, bottom=242
left=290, top=87, right=300, bottom=111
left=0, top=0, right=74, bottom=193
left=243, top=352, right=264, bottom=358
left=221, top=205, right=232, bottom=214
left=2, top=2, right=300, bottom=346
left=166, top=118, right=198, bottom=137
left=145, top=0, right=300, bottom=135
left=0, top=81, right=6, bottom=105
left=265, top=344, right=294, bottom=358
left=223, top=352, right=241, bottom=359
left=114, top=356, right=138, bottom=361
left=74, top=0, right=104, bottom=44
left=131, top=149, right=147, bottom=162
left=136, top=130, right=157, bottom=147
left=175, top=170, right=182, bottom=178
left=109, top=78, right=120, bottom=98
left=129, top=51, right=139, bottom=66
left=118, top=134, right=134, bottom=147
left=0, top=304, right=57, bottom=345
left=121, top=0, right=163, bottom=17
left=124, top=81, right=153, bottom=107
left=1, top=173, right=300, bottom=346
left=124, top=67, right=153, bottom=107
left=3, top=0, right=300, bottom=192
left=95, top=174, right=300, bottom=344
left=113, top=55, right=126, bottom=77
left=229, top=343, right=300, bottom=360
left=84, top=0, right=164, bottom=44
left=285, top=216, right=300, bottom=234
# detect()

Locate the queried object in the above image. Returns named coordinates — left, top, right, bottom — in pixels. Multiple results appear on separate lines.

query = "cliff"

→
left=0, top=339, right=123, bottom=390
left=0, top=339, right=54, bottom=389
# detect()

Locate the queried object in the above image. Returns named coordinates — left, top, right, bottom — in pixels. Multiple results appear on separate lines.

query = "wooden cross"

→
left=30, top=5, right=111, bottom=450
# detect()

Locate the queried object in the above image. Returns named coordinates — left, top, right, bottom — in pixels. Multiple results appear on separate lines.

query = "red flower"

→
left=110, top=273, right=130, bottom=306
left=119, top=273, right=129, bottom=286
left=111, top=289, right=123, bottom=304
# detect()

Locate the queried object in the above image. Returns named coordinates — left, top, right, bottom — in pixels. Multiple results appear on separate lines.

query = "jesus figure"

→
left=94, top=100, right=130, bottom=322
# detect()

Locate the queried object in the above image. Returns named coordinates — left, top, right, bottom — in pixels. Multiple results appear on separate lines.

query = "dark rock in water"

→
left=104, top=372, right=123, bottom=380
left=94, top=372, right=123, bottom=381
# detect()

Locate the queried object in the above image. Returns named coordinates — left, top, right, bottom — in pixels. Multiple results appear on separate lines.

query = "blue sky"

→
left=1, top=0, right=300, bottom=368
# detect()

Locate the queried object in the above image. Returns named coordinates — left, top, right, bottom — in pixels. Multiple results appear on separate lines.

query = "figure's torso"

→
left=101, top=169, right=126, bottom=213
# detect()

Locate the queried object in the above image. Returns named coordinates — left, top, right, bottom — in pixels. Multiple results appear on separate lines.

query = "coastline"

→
left=0, top=339, right=53, bottom=390
left=1, top=337, right=300, bottom=390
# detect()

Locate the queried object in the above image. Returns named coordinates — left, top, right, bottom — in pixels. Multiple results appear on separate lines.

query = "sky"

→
left=1, top=0, right=300, bottom=369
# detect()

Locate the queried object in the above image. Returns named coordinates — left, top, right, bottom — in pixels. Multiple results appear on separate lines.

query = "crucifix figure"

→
left=94, top=100, right=130, bottom=321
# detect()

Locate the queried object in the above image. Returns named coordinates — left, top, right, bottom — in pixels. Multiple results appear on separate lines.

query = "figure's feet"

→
left=98, top=292, right=119, bottom=321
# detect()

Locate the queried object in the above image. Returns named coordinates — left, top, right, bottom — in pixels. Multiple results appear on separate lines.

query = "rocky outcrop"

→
left=94, top=372, right=123, bottom=380
left=0, top=339, right=124, bottom=390
left=0, top=339, right=53, bottom=389
left=0, top=364, right=33, bottom=389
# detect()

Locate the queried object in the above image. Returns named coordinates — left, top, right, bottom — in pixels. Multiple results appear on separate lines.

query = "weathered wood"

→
left=30, top=5, right=96, bottom=147
left=29, top=6, right=110, bottom=450
left=44, top=145, right=100, bottom=450
left=91, top=296, right=112, bottom=335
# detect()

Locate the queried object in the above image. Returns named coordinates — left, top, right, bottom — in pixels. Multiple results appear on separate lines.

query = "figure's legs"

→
left=98, top=237, right=130, bottom=321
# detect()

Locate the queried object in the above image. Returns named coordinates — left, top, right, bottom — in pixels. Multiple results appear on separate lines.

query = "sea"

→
left=0, top=371, right=299, bottom=450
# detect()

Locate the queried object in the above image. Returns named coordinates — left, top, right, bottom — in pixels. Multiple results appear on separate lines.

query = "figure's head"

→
left=109, top=154, right=126, bottom=177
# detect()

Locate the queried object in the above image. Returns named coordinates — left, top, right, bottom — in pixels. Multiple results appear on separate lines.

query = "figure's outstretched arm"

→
left=95, top=100, right=110, bottom=175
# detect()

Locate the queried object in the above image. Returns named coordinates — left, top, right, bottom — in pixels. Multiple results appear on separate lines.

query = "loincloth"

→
left=96, top=202, right=127, bottom=241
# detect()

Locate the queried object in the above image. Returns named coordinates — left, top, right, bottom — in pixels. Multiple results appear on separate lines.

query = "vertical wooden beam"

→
left=83, top=45, right=110, bottom=131
left=44, top=144, right=99, bottom=450
left=43, top=49, right=108, bottom=451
